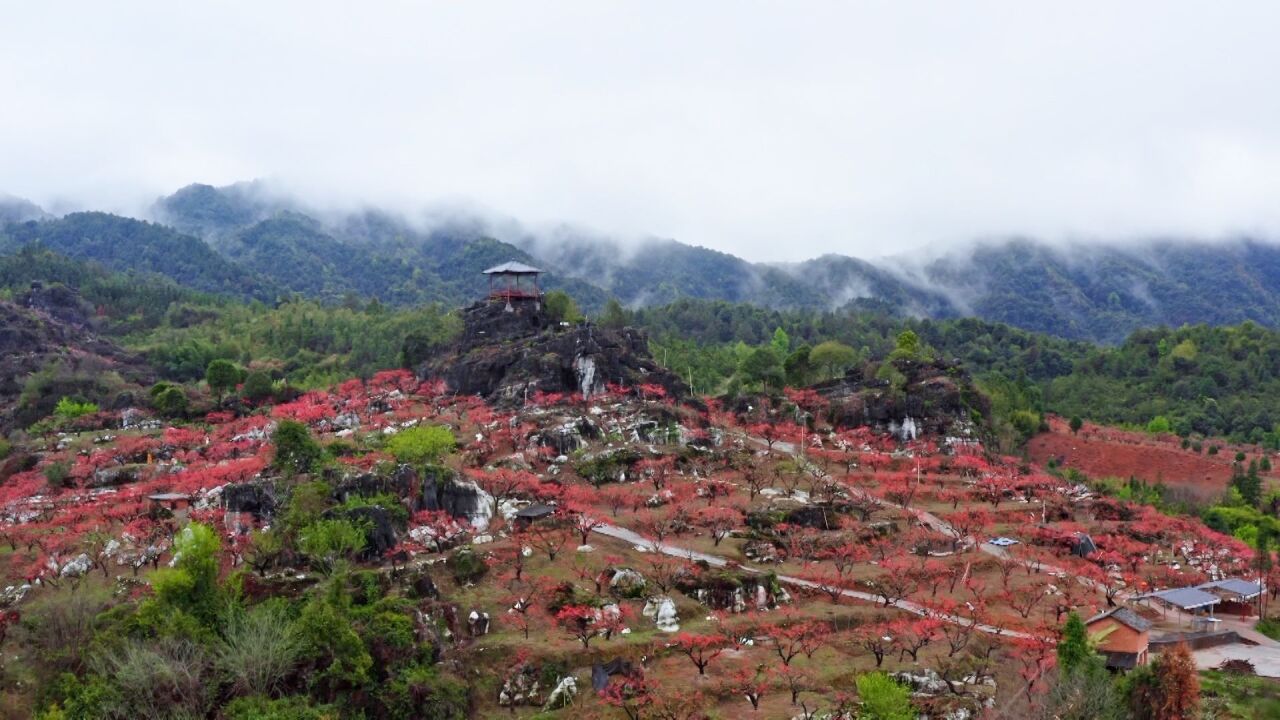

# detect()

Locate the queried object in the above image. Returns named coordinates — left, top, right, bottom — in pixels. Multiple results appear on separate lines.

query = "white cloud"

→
left=3, top=1, right=1280, bottom=260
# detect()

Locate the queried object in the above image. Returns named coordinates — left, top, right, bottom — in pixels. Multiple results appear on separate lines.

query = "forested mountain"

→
left=0, top=194, right=49, bottom=225
left=4, top=182, right=1280, bottom=346
left=151, top=180, right=293, bottom=241
left=0, top=212, right=278, bottom=301
left=920, top=238, right=1280, bottom=343
left=529, top=231, right=1280, bottom=344
left=153, top=183, right=609, bottom=309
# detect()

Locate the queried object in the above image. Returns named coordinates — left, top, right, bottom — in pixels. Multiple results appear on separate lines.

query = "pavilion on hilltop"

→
left=483, top=261, right=543, bottom=310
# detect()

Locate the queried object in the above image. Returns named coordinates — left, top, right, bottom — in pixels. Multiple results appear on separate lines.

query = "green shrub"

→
left=149, top=382, right=189, bottom=418
left=43, top=460, right=72, bottom=489
left=362, top=610, right=417, bottom=672
left=379, top=664, right=470, bottom=720
left=281, top=481, right=333, bottom=533
left=340, top=493, right=410, bottom=527
left=299, top=519, right=366, bottom=575
left=1256, top=617, right=1280, bottom=641
left=855, top=671, right=915, bottom=720
left=446, top=548, right=488, bottom=585
left=205, top=359, right=241, bottom=399
left=543, top=290, right=583, bottom=325
left=242, top=370, right=275, bottom=402
left=223, top=695, right=337, bottom=720
left=385, top=425, right=456, bottom=465
left=149, top=522, right=224, bottom=625
left=326, top=439, right=358, bottom=457
left=1008, top=410, right=1042, bottom=441
left=42, top=672, right=121, bottom=720
left=295, top=595, right=373, bottom=694
left=53, top=397, right=99, bottom=421
left=272, top=420, right=325, bottom=476
left=216, top=602, right=301, bottom=697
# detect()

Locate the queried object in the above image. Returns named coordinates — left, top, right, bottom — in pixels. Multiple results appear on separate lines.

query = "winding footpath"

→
left=592, top=522, right=1036, bottom=640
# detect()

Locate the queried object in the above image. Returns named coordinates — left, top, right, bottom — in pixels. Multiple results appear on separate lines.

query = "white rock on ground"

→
left=642, top=596, right=680, bottom=632
left=543, top=676, right=577, bottom=710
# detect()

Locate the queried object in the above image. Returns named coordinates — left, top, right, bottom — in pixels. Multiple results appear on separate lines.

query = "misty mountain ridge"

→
left=3, top=181, right=1280, bottom=344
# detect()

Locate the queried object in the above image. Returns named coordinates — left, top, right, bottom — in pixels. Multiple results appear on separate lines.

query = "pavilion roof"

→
left=483, top=261, right=543, bottom=275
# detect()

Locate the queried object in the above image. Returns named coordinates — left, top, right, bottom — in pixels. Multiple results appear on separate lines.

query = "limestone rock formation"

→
left=0, top=288, right=155, bottom=431
left=812, top=357, right=990, bottom=440
left=642, top=595, right=680, bottom=632
left=422, top=300, right=686, bottom=407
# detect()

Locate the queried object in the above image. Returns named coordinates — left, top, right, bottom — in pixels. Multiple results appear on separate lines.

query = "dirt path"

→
left=593, top=522, right=1035, bottom=640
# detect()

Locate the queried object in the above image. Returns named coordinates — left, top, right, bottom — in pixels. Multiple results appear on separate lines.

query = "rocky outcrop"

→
left=89, top=464, right=143, bottom=488
left=223, top=480, right=282, bottom=519
left=591, top=658, right=637, bottom=692
left=543, top=676, right=577, bottom=710
left=641, top=596, right=679, bottom=632
left=422, top=300, right=686, bottom=408
left=499, top=663, right=545, bottom=707
left=812, top=357, right=989, bottom=441
left=676, top=570, right=790, bottom=613
left=18, top=282, right=92, bottom=328
left=607, top=568, right=647, bottom=598
left=421, top=472, right=495, bottom=529
left=332, top=505, right=399, bottom=558
left=891, top=668, right=996, bottom=719
left=0, top=289, right=155, bottom=431
left=333, top=466, right=417, bottom=503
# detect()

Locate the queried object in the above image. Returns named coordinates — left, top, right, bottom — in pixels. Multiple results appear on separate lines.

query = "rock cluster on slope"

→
left=812, top=356, right=990, bottom=442
left=421, top=300, right=686, bottom=407
left=0, top=285, right=155, bottom=430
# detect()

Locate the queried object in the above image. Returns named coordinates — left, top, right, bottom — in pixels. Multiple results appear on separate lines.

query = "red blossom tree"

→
left=943, top=508, right=992, bottom=551
left=693, top=505, right=742, bottom=546
left=853, top=622, right=894, bottom=667
left=599, top=484, right=642, bottom=517
left=721, top=663, right=770, bottom=710
left=888, top=617, right=942, bottom=662
left=1011, top=635, right=1056, bottom=693
left=526, top=516, right=575, bottom=561
left=866, top=557, right=918, bottom=607
left=764, top=618, right=826, bottom=666
left=635, top=507, right=682, bottom=547
left=636, top=457, right=676, bottom=491
left=671, top=633, right=727, bottom=675
left=556, top=605, right=603, bottom=648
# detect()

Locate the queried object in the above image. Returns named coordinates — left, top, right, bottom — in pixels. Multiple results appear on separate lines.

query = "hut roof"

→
left=514, top=504, right=556, bottom=519
left=483, top=261, right=543, bottom=275
left=147, top=492, right=190, bottom=502
left=1087, top=606, right=1153, bottom=633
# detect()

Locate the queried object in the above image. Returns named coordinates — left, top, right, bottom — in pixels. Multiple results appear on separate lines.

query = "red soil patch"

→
left=1026, top=416, right=1271, bottom=500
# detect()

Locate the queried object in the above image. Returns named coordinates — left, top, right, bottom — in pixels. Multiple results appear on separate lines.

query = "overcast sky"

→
left=4, top=2, right=1280, bottom=261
